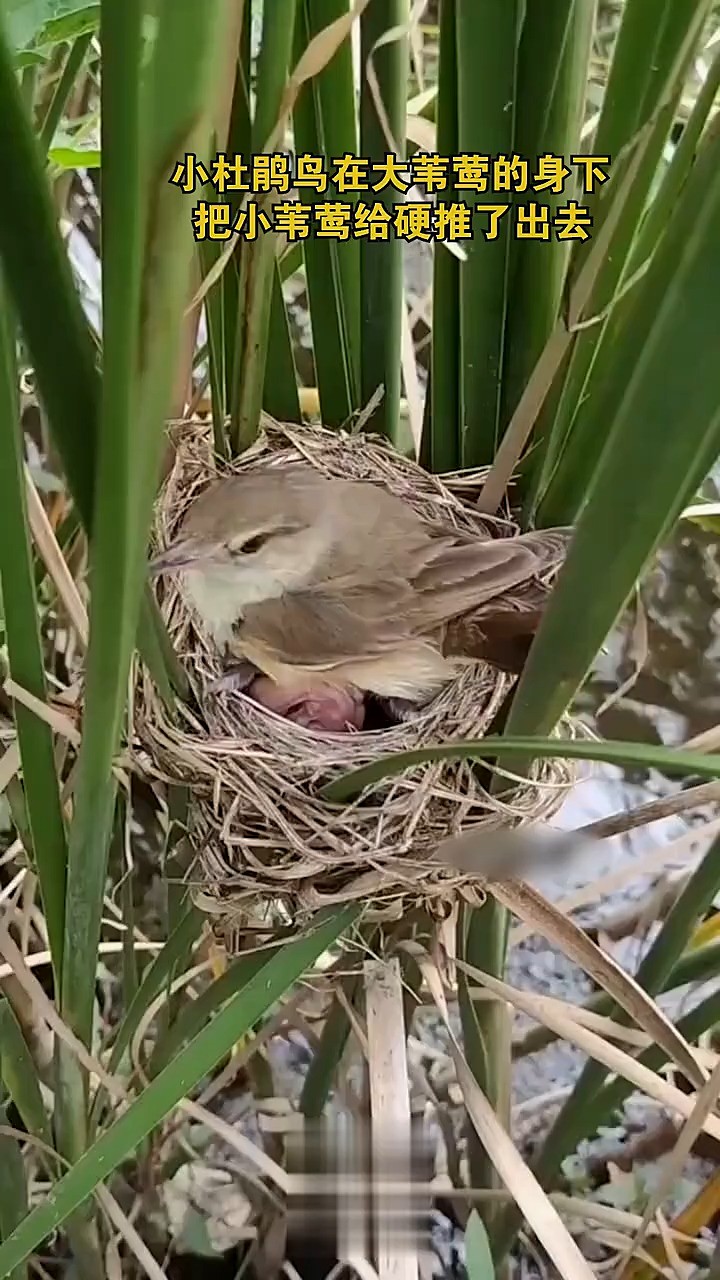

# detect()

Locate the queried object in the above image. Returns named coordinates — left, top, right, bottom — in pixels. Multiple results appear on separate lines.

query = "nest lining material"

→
left=133, top=416, right=576, bottom=925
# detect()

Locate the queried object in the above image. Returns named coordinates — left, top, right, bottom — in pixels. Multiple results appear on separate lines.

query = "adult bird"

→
left=150, top=463, right=570, bottom=732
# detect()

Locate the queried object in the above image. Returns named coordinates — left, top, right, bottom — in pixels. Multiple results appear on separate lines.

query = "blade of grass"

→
left=255, top=0, right=302, bottom=431
left=475, top=97, right=665, bottom=517
left=0, top=10, right=181, bottom=707
left=322, top=735, right=720, bottom=804
left=582, top=0, right=708, bottom=225
left=0, top=905, right=358, bottom=1275
left=500, top=0, right=595, bottom=439
left=456, top=0, right=521, bottom=468
left=304, top=0, right=360, bottom=397
left=0, top=1099, right=27, bottom=1280
left=465, top=1211, right=494, bottom=1280
left=0, top=13, right=98, bottom=529
left=631, top=39, right=720, bottom=271
left=0, top=1000, right=53, bottom=1150
left=0, top=284, right=67, bottom=979
left=507, top=119, right=720, bottom=745
left=221, top=13, right=251, bottom=410
left=52, top=7, right=148, bottom=1267
left=536, top=38, right=720, bottom=519
left=533, top=0, right=711, bottom=515
left=515, top=934, right=720, bottom=1059
left=120, top=882, right=138, bottom=1012
left=55, top=11, right=230, bottom=1259
left=421, top=0, right=459, bottom=473
left=63, top=0, right=230, bottom=1043
left=88, top=904, right=204, bottom=1134
left=57, top=0, right=146, bottom=1057
left=141, top=586, right=189, bottom=703
left=457, top=898, right=510, bottom=1208
left=230, top=0, right=298, bottom=451
left=280, top=240, right=304, bottom=281
left=300, top=977, right=359, bottom=1118
left=148, top=943, right=284, bottom=1076
left=359, top=0, right=408, bottom=441
left=292, top=0, right=360, bottom=427
left=264, top=276, right=302, bottom=424
left=196, top=174, right=231, bottom=456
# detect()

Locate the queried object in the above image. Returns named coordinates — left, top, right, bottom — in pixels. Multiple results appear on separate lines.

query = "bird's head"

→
left=149, top=519, right=302, bottom=577
left=148, top=469, right=334, bottom=606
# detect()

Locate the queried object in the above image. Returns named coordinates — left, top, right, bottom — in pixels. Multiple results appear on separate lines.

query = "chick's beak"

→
left=148, top=538, right=213, bottom=577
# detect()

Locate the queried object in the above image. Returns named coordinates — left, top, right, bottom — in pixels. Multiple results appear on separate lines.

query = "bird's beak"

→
left=148, top=538, right=211, bottom=577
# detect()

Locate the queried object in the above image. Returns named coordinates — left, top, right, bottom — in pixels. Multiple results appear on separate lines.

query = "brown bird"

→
left=149, top=463, right=570, bottom=732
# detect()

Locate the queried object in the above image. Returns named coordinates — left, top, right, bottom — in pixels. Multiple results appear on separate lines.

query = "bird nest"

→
left=132, top=416, right=577, bottom=932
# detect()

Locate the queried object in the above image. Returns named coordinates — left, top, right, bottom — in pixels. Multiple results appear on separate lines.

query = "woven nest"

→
left=132, top=417, right=576, bottom=929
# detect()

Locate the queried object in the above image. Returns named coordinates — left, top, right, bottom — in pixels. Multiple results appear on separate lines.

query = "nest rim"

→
left=132, top=416, right=579, bottom=930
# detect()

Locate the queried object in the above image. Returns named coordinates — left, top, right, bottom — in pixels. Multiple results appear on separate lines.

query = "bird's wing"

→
left=442, top=590, right=548, bottom=674
left=413, top=528, right=570, bottom=628
left=236, top=580, right=426, bottom=669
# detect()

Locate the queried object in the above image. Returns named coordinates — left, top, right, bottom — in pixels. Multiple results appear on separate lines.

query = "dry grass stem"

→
left=420, top=955, right=597, bottom=1280
left=365, top=958, right=417, bottom=1280
left=488, top=878, right=706, bottom=1088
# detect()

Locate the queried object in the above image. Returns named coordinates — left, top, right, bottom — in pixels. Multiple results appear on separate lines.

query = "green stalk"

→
left=0, top=10, right=182, bottom=707
left=456, top=0, right=521, bottom=468
left=501, top=116, right=720, bottom=763
left=58, top=0, right=146, bottom=1057
left=88, top=906, right=204, bottom=1133
left=533, top=39, right=720, bottom=519
left=0, top=1002, right=53, bottom=1151
left=197, top=224, right=230, bottom=456
left=0, top=17, right=99, bottom=512
left=53, top=6, right=148, bottom=1268
left=148, top=944, right=283, bottom=1076
left=422, top=0, right=458, bottom=472
left=292, top=0, right=360, bottom=427
left=533, top=0, right=710, bottom=517
left=631, top=42, right=720, bottom=270
left=54, top=9, right=230, bottom=1268
left=230, top=0, right=298, bottom=451
left=0, top=1099, right=27, bottom=1280
left=500, top=0, right=595, bottom=452
left=323, top=736, right=720, bottom=805
left=458, top=900, right=511, bottom=1208
left=359, top=0, right=408, bottom=441
left=301, top=981, right=359, bottom=1118
left=222, top=15, right=251, bottom=409
left=264, top=277, right=302, bottom=424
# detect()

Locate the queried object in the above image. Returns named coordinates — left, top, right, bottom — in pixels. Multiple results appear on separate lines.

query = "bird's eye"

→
left=231, top=532, right=270, bottom=557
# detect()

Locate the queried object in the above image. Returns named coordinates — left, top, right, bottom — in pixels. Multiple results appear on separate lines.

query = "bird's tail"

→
left=439, top=526, right=573, bottom=675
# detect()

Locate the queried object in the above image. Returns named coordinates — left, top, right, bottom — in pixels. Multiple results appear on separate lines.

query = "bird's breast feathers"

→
left=180, top=563, right=288, bottom=647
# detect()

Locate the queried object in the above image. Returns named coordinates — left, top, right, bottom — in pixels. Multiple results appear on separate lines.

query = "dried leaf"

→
left=487, top=878, right=706, bottom=1089
left=420, top=955, right=597, bottom=1280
